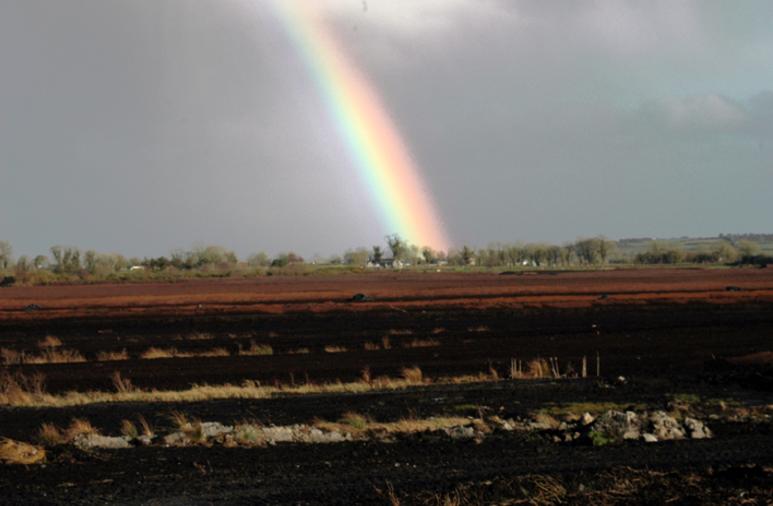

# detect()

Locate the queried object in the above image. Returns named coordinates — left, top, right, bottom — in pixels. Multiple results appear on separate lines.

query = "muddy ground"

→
left=1, top=269, right=772, bottom=504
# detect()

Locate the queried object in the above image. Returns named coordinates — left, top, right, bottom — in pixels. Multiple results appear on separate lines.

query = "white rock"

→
left=642, top=433, right=658, bottom=443
left=162, top=431, right=188, bottom=447
left=446, top=426, right=475, bottom=439
left=683, top=417, right=713, bottom=439
left=74, top=433, right=131, bottom=450
left=648, top=411, right=685, bottom=441
left=199, top=422, right=233, bottom=439
left=580, top=412, right=595, bottom=426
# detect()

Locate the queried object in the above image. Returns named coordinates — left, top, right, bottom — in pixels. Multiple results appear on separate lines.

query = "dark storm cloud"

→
left=1, top=1, right=772, bottom=257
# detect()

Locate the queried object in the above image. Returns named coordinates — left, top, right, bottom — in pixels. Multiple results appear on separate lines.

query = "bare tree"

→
left=0, top=240, right=12, bottom=270
left=385, top=234, right=407, bottom=261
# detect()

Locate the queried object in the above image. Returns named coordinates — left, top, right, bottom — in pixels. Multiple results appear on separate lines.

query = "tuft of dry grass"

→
left=120, top=419, right=138, bottom=439
left=169, top=411, right=191, bottom=431
left=401, top=366, right=424, bottom=384
left=187, top=332, right=214, bottom=341
left=112, top=371, right=135, bottom=393
left=324, top=345, right=348, bottom=353
left=0, top=348, right=23, bottom=365
left=0, top=371, right=46, bottom=405
left=527, top=358, right=551, bottom=379
left=66, top=418, right=96, bottom=440
left=381, top=336, right=392, bottom=350
left=340, top=411, right=369, bottom=430
left=96, top=349, right=129, bottom=362
left=287, top=347, right=310, bottom=355
left=169, top=411, right=204, bottom=442
left=24, top=348, right=86, bottom=364
left=1, top=367, right=559, bottom=409
left=140, top=347, right=229, bottom=360
left=431, top=327, right=446, bottom=335
left=239, top=341, right=273, bottom=356
left=0, top=438, right=46, bottom=465
left=137, top=415, right=154, bottom=437
left=403, top=338, right=440, bottom=349
left=37, top=335, right=62, bottom=349
left=363, top=342, right=380, bottom=351
left=468, top=325, right=490, bottom=333
left=38, top=423, right=65, bottom=446
left=198, top=347, right=229, bottom=358
left=140, top=347, right=179, bottom=360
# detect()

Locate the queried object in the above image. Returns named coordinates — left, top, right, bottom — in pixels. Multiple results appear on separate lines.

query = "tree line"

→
left=0, top=235, right=770, bottom=285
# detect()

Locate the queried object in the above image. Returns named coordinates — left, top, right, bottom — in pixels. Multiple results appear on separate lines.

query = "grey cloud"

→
left=1, top=1, right=772, bottom=257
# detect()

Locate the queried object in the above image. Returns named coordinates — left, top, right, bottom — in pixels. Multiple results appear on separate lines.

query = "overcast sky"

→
left=1, top=0, right=771, bottom=258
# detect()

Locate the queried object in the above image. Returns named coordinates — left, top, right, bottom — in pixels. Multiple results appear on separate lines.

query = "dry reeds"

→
left=96, top=349, right=129, bottom=362
left=137, top=415, right=154, bottom=437
left=187, top=332, right=214, bottom=341
left=37, top=336, right=62, bottom=349
left=402, top=338, right=440, bottom=349
left=66, top=418, right=96, bottom=439
left=120, top=419, right=138, bottom=439
left=140, top=347, right=229, bottom=360
left=0, top=348, right=22, bottom=365
left=140, top=347, right=178, bottom=359
left=112, top=371, right=135, bottom=393
left=0, top=371, right=46, bottom=405
left=324, top=345, right=348, bottom=353
left=527, top=358, right=550, bottom=379
left=2, top=368, right=526, bottom=409
left=400, top=366, right=423, bottom=384
left=198, top=348, right=229, bottom=358
left=38, top=423, right=65, bottom=446
left=20, top=348, right=86, bottom=365
left=239, top=341, right=273, bottom=356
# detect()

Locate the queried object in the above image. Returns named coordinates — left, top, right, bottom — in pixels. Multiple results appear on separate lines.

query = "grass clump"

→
left=239, top=341, right=273, bottom=356
left=340, top=412, right=369, bottom=431
left=589, top=430, right=612, bottom=447
left=0, top=438, right=46, bottom=465
left=97, top=349, right=129, bottom=362
left=401, top=366, right=424, bottom=384
left=66, top=418, right=97, bottom=440
left=403, top=339, right=440, bottom=349
left=120, top=420, right=139, bottom=439
left=38, top=423, right=65, bottom=446
left=25, top=348, right=86, bottom=364
left=37, top=336, right=62, bottom=349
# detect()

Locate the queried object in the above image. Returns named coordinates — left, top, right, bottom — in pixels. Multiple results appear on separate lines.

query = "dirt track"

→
left=1, top=269, right=772, bottom=504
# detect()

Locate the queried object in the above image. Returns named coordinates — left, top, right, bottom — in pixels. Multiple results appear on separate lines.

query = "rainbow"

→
left=269, top=1, right=450, bottom=251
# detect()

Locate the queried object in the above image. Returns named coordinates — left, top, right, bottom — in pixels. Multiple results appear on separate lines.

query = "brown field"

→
left=1, top=268, right=773, bottom=321
left=0, top=268, right=771, bottom=504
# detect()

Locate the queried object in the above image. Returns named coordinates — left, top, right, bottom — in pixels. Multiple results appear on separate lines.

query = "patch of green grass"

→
left=339, top=412, right=368, bottom=431
left=588, top=430, right=613, bottom=447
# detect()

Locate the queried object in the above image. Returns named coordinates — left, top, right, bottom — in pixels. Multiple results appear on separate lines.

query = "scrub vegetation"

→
left=1, top=234, right=772, bottom=286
